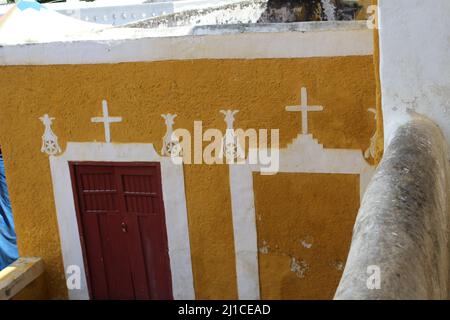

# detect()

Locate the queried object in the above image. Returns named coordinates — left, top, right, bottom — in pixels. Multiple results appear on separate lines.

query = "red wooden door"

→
left=70, top=162, right=173, bottom=300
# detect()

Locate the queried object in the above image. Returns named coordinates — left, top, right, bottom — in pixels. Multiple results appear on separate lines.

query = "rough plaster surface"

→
left=0, top=57, right=375, bottom=299
left=335, top=117, right=450, bottom=300
left=255, top=173, right=359, bottom=299
left=229, top=131, right=373, bottom=299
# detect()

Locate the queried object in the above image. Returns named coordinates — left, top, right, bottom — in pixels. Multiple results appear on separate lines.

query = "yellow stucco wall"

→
left=254, top=173, right=359, bottom=299
left=372, top=0, right=384, bottom=162
left=0, top=56, right=375, bottom=299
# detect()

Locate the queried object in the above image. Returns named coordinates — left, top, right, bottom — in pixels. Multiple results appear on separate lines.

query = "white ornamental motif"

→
left=39, top=114, right=61, bottom=156
left=220, top=110, right=244, bottom=162
left=161, top=114, right=182, bottom=157
left=91, top=100, right=122, bottom=143
left=285, top=87, right=324, bottom=136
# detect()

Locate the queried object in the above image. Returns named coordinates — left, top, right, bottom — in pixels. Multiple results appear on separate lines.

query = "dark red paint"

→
left=70, top=162, right=173, bottom=300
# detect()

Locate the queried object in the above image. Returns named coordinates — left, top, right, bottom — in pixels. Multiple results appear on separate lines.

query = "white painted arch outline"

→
left=229, top=134, right=375, bottom=299
left=49, top=142, right=195, bottom=300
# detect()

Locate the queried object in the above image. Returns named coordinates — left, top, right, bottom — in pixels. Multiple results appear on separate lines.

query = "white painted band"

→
left=0, top=21, right=373, bottom=65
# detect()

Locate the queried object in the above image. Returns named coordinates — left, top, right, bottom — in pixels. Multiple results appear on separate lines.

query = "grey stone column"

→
left=334, top=116, right=450, bottom=300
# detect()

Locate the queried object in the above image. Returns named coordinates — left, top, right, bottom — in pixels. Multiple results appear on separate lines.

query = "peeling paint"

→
left=300, top=236, right=313, bottom=249
left=259, top=240, right=270, bottom=254
left=332, top=260, right=345, bottom=271
left=255, top=173, right=363, bottom=299
left=290, top=257, right=308, bottom=278
left=259, top=246, right=270, bottom=254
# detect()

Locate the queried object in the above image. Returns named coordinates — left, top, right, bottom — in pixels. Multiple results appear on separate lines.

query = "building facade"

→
left=0, top=0, right=378, bottom=300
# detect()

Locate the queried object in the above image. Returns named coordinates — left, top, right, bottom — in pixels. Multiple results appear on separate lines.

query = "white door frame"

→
left=49, top=142, right=195, bottom=300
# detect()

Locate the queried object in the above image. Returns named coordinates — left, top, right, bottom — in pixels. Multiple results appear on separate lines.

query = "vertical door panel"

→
left=117, top=166, right=173, bottom=300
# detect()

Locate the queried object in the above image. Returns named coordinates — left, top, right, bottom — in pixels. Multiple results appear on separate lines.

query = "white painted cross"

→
left=286, top=87, right=324, bottom=135
left=91, top=100, right=122, bottom=143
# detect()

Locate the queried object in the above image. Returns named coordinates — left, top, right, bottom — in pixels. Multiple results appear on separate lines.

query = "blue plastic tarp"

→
left=0, top=154, right=18, bottom=270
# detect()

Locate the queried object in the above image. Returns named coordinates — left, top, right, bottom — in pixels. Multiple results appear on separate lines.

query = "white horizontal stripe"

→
left=0, top=21, right=373, bottom=65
